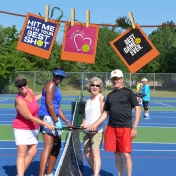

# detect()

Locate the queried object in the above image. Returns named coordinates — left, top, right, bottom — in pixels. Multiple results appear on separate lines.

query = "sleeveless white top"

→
left=85, top=94, right=105, bottom=132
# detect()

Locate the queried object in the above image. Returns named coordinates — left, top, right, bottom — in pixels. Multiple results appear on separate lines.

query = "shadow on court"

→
left=2, top=161, right=40, bottom=176
left=83, top=165, right=113, bottom=176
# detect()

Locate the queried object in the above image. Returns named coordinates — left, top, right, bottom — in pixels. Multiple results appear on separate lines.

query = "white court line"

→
left=0, top=123, right=176, bottom=127
left=152, top=112, right=176, bottom=113
left=151, top=116, right=176, bottom=118
left=0, top=142, right=176, bottom=151
left=1, top=141, right=176, bottom=145
left=140, top=123, right=176, bottom=126
left=133, top=111, right=176, bottom=113
left=0, top=99, right=8, bottom=101
left=0, top=148, right=63, bottom=150
left=0, top=114, right=16, bottom=115
left=138, top=126, right=176, bottom=128
left=133, top=149, right=176, bottom=152
left=0, top=148, right=176, bottom=152
left=0, top=140, right=68, bottom=142
left=133, top=142, right=176, bottom=144
left=0, top=109, right=72, bottom=110
left=0, top=121, right=13, bottom=122
left=0, top=122, right=70, bottom=124
left=0, top=114, right=72, bottom=116
left=155, top=102, right=173, bottom=107
left=0, top=108, right=15, bottom=110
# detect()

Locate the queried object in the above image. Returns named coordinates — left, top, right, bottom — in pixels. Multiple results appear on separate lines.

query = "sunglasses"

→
left=16, top=83, right=27, bottom=88
left=90, top=84, right=100, bottom=87
left=111, top=77, right=122, bottom=81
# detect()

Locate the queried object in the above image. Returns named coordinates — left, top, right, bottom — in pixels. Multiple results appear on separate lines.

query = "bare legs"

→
left=45, top=155, right=57, bottom=175
left=16, top=144, right=37, bottom=176
left=84, top=148, right=101, bottom=176
left=38, top=134, right=54, bottom=176
left=114, top=152, right=132, bottom=176
left=46, top=136, right=61, bottom=175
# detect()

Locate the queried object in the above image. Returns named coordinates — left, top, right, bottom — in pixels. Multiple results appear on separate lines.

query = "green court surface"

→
left=1, top=125, right=176, bottom=143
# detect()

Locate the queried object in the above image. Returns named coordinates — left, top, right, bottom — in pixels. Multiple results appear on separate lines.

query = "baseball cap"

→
left=141, top=78, right=148, bottom=82
left=111, top=69, right=123, bottom=79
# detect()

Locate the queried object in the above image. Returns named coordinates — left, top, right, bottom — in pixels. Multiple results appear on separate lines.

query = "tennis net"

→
left=54, top=97, right=85, bottom=176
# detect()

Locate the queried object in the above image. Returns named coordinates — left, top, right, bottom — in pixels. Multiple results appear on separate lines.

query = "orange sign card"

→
left=110, top=23, right=160, bottom=74
left=61, top=22, right=99, bottom=64
left=16, top=12, right=59, bottom=59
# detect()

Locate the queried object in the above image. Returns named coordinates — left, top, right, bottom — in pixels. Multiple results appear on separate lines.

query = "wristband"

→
left=55, top=121, right=62, bottom=130
left=54, top=120, right=58, bottom=123
left=66, top=119, right=70, bottom=123
left=132, top=126, right=137, bottom=130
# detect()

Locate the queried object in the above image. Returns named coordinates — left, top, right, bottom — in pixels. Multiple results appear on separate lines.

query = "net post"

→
left=77, top=90, right=83, bottom=126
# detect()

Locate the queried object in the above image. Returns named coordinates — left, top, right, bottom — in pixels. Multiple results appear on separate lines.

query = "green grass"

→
left=35, top=89, right=176, bottom=97
left=1, top=89, right=176, bottom=98
left=0, top=104, right=15, bottom=108
left=133, top=127, right=176, bottom=143
left=1, top=125, right=176, bottom=143
left=0, top=125, right=70, bottom=141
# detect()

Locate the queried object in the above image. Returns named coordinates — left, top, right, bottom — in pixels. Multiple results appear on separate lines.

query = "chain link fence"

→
left=1, top=72, right=176, bottom=97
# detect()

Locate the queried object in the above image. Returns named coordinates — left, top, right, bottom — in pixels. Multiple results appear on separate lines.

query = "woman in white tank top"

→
left=81, top=77, right=105, bottom=176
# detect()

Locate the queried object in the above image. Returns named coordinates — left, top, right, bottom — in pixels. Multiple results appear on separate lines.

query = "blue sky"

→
left=0, top=0, right=175, bottom=43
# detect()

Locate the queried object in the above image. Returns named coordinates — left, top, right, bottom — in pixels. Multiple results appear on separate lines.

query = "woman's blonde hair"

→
left=15, top=76, right=26, bottom=82
left=86, top=77, right=104, bottom=93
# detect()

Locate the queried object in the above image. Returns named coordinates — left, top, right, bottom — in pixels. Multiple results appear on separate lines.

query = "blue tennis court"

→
left=0, top=95, right=176, bottom=175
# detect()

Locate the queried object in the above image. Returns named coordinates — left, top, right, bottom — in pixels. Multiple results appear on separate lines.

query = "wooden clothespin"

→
left=71, top=8, right=75, bottom=26
left=45, top=5, right=50, bottom=22
left=86, top=10, right=90, bottom=27
left=128, top=11, right=135, bottom=29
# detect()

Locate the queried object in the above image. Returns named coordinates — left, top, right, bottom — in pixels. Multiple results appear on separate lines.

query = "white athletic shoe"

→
left=145, top=116, right=150, bottom=120
left=45, top=173, right=54, bottom=176
left=141, top=116, right=150, bottom=120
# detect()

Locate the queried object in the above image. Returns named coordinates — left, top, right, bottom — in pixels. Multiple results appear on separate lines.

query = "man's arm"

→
left=131, top=105, right=141, bottom=138
left=133, top=106, right=141, bottom=128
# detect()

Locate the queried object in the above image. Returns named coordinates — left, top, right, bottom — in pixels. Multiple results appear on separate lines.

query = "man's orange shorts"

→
left=104, top=126, right=132, bottom=152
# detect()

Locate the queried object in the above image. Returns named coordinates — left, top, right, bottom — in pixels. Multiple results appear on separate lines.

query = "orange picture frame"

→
left=16, top=12, right=59, bottom=59
left=61, top=22, right=99, bottom=64
left=110, top=23, right=160, bottom=74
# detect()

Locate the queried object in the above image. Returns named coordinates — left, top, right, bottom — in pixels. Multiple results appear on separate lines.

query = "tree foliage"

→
left=0, top=21, right=176, bottom=92
left=140, top=21, right=176, bottom=73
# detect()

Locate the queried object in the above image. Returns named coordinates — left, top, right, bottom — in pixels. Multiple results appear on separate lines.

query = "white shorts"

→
left=40, top=115, right=63, bottom=136
left=13, top=128, right=38, bottom=145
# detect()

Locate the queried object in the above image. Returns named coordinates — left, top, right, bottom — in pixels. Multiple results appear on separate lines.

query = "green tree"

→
left=0, top=25, right=35, bottom=93
left=140, top=21, right=176, bottom=73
